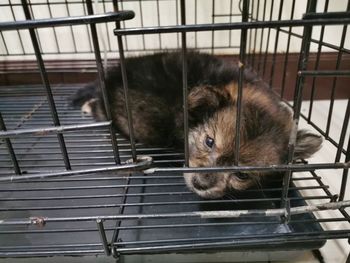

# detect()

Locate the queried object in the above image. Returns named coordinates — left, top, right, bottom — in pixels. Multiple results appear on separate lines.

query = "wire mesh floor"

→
left=0, top=85, right=348, bottom=257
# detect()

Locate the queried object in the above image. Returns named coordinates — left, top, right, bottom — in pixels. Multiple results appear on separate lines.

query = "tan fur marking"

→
left=224, top=82, right=239, bottom=102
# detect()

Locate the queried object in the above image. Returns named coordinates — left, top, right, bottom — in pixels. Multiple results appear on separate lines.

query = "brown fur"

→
left=185, top=81, right=320, bottom=198
left=71, top=51, right=323, bottom=199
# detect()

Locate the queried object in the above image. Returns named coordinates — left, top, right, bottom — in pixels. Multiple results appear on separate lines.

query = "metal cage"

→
left=0, top=0, right=349, bottom=261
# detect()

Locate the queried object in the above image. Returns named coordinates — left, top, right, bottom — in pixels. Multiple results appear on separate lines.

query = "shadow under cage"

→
left=0, top=0, right=349, bottom=261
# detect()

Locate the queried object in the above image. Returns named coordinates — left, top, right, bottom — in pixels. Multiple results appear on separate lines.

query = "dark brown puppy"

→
left=70, top=51, right=322, bottom=199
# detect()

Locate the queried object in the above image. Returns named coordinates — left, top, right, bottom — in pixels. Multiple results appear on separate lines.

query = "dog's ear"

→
left=294, top=130, right=323, bottom=159
left=188, top=85, right=230, bottom=126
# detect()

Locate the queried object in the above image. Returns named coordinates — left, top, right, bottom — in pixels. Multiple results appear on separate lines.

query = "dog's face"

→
left=185, top=83, right=322, bottom=198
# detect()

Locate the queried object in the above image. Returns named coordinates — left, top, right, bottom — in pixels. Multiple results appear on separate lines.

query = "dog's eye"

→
left=236, top=173, right=249, bottom=181
left=205, top=135, right=215, bottom=148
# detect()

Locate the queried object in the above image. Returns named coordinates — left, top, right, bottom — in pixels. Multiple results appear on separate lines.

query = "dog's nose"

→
left=191, top=174, right=217, bottom=191
left=192, top=177, right=209, bottom=190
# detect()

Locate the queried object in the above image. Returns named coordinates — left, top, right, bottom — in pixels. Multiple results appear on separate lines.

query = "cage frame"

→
left=0, top=0, right=349, bottom=260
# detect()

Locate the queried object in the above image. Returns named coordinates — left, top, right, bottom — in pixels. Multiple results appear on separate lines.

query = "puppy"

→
left=70, top=51, right=322, bottom=199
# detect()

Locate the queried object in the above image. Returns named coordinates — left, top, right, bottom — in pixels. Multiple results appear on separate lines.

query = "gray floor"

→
left=0, top=251, right=320, bottom=263
left=0, top=86, right=348, bottom=262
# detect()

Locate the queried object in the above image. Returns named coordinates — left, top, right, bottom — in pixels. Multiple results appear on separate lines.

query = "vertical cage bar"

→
left=82, top=0, right=94, bottom=53
left=111, top=2, right=134, bottom=248
left=156, top=0, right=162, bottom=49
left=0, top=32, right=9, bottom=55
left=247, top=0, right=253, bottom=64
left=256, top=0, right=267, bottom=74
left=28, top=0, right=44, bottom=54
left=194, top=0, right=198, bottom=48
left=234, top=0, right=249, bottom=166
left=92, top=5, right=132, bottom=256
left=0, top=113, right=21, bottom=175
left=335, top=99, right=350, bottom=163
left=110, top=176, right=131, bottom=257
left=112, top=0, right=137, bottom=162
left=119, top=1, right=129, bottom=52
left=138, top=0, right=146, bottom=50
left=251, top=0, right=260, bottom=68
left=85, top=0, right=121, bottom=164
left=64, top=0, right=78, bottom=53
left=211, top=0, right=215, bottom=54
left=280, top=0, right=296, bottom=98
left=338, top=135, right=350, bottom=201
left=307, top=0, right=329, bottom=122
left=269, top=0, right=284, bottom=88
left=9, top=1, right=25, bottom=55
left=101, top=0, right=112, bottom=51
left=325, top=2, right=350, bottom=137
left=96, top=219, right=111, bottom=256
left=281, top=0, right=316, bottom=209
left=180, top=0, right=189, bottom=167
left=21, top=0, right=71, bottom=170
left=46, top=0, right=60, bottom=53
left=262, top=0, right=274, bottom=78
left=176, top=0, right=180, bottom=48
left=228, top=0, right=233, bottom=47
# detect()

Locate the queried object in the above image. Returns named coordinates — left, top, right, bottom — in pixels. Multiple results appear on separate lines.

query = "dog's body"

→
left=71, top=51, right=322, bottom=198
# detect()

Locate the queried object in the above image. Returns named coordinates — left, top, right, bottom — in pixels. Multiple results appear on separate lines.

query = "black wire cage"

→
left=0, top=0, right=349, bottom=261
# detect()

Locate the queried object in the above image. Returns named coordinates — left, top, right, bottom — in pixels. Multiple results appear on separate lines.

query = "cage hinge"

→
left=331, top=194, right=339, bottom=202
left=96, top=219, right=111, bottom=256
left=111, top=238, right=124, bottom=260
left=282, top=199, right=291, bottom=224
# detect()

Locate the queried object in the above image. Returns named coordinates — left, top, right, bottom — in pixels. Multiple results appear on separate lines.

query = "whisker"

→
left=252, top=176, right=268, bottom=199
left=225, top=193, right=237, bottom=200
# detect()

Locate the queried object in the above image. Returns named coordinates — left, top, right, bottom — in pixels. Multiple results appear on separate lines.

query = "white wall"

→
left=0, top=0, right=348, bottom=60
